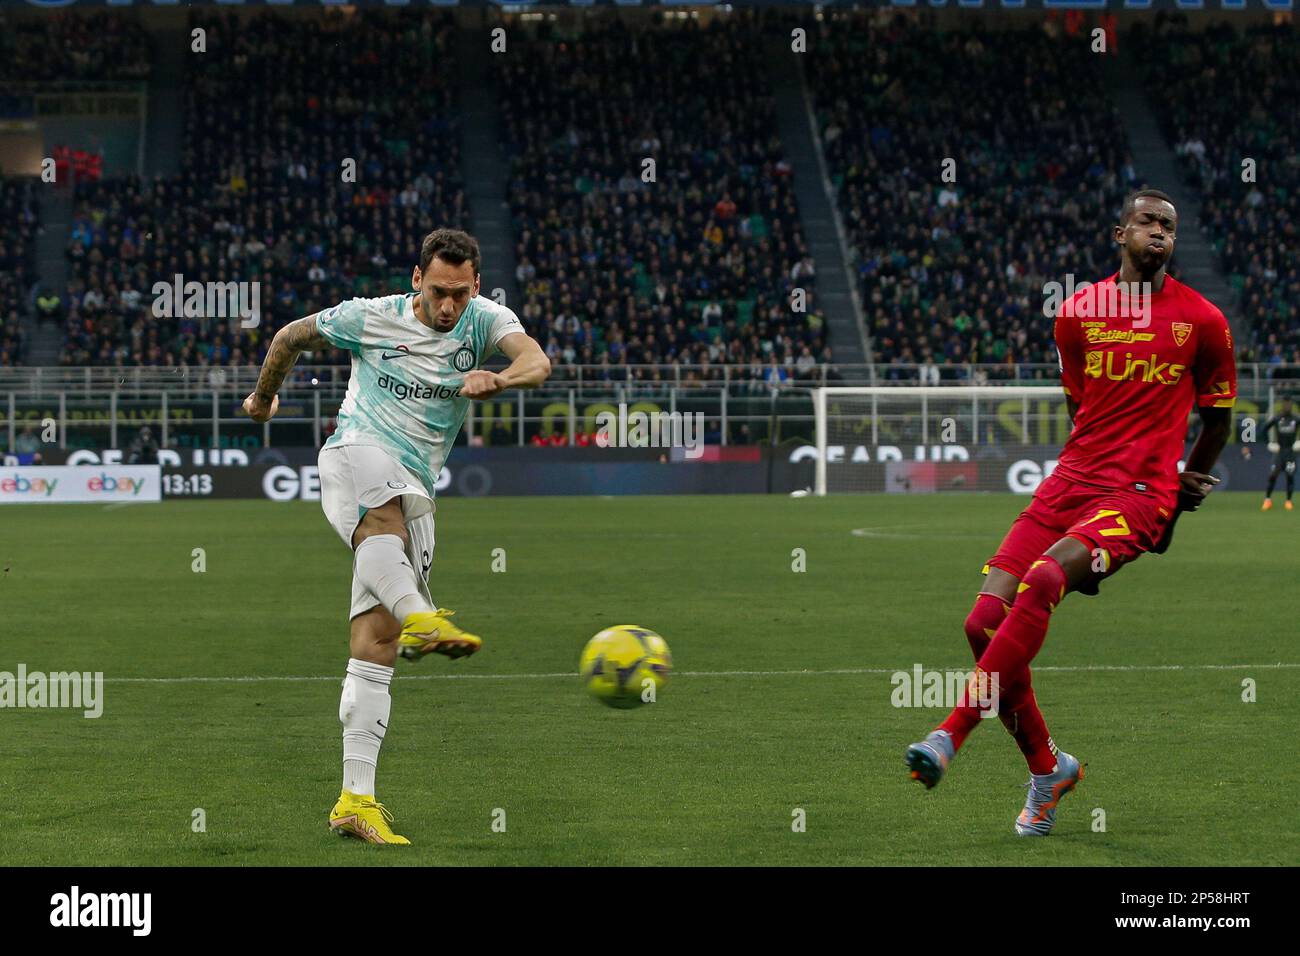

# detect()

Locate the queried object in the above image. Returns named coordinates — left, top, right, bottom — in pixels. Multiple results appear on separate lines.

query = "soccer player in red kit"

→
left=905, top=189, right=1237, bottom=835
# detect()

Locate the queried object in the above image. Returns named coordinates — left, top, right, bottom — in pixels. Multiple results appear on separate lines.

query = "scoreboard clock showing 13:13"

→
left=162, top=473, right=214, bottom=496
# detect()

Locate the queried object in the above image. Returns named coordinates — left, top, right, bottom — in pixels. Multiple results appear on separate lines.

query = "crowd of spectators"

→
left=14, top=9, right=1295, bottom=383
left=1136, top=18, right=1299, bottom=368
left=498, top=17, right=827, bottom=382
left=0, top=11, right=151, bottom=83
left=807, top=16, right=1139, bottom=376
left=0, top=177, right=40, bottom=366
left=60, top=9, right=466, bottom=370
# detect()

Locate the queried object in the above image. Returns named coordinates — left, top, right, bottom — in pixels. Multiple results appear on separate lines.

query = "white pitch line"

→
left=98, top=662, right=1300, bottom=684
left=851, top=526, right=989, bottom=540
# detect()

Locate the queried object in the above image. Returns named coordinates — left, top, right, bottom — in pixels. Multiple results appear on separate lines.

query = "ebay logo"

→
left=1, top=475, right=58, bottom=496
left=87, top=473, right=146, bottom=496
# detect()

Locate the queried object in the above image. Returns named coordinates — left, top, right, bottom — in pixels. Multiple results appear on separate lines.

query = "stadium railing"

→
left=1, top=364, right=1295, bottom=455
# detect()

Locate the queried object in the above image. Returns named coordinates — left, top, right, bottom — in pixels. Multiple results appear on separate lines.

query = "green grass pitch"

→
left=2, top=493, right=1296, bottom=866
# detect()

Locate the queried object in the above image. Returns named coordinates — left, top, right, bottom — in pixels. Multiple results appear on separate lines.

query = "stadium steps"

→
left=763, top=37, right=870, bottom=368
left=25, top=188, right=72, bottom=364
left=141, top=24, right=188, bottom=177
left=1105, top=52, right=1241, bottom=335
left=457, top=36, right=521, bottom=321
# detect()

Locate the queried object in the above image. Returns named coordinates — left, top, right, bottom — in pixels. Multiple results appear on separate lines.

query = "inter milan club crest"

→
left=1171, top=322, right=1192, bottom=347
left=451, top=345, right=476, bottom=372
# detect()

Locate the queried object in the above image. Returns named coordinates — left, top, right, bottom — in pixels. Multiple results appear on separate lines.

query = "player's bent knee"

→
left=352, top=501, right=409, bottom=550
left=1017, top=556, right=1068, bottom=613
left=964, top=591, right=1008, bottom=658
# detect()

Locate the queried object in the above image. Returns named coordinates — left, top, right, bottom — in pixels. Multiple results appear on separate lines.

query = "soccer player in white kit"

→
left=242, top=229, right=551, bottom=844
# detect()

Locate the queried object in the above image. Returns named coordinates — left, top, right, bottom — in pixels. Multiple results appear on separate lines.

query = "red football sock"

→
left=964, top=591, right=1059, bottom=774
left=998, top=681, right=1058, bottom=775
left=940, top=557, right=1067, bottom=751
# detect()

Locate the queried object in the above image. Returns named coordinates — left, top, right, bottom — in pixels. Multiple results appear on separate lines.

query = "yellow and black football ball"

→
left=579, top=625, right=672, bottom=709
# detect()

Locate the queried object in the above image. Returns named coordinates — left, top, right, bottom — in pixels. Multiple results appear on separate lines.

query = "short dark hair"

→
left=1120, top=188, right=1176, bottom=226
left=420, top=228, right=480, bottom=275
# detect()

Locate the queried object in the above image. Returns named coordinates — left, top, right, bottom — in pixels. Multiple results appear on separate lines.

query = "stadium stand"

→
left=5, top=8, right=1290, bottom=379
left=0, top=177, right=40, bottom=366
left=497, top=17, right=827, bottom=382
left=1134, top=18, right=1300, bottom=367
left=807, top=16, right=1139, bottom=378
left=58, top=9, right=466, bottom=369
left=0, top=10, right=151, bottom=83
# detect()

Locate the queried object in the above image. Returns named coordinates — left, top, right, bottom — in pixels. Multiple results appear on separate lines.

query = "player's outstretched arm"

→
left=242, top=315, right=331, bottom=422
left=460, top=332, right=551, bottom=400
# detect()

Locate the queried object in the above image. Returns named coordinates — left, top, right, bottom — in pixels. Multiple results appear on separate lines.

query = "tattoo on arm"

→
left=254, top=315, right=330, bottom=400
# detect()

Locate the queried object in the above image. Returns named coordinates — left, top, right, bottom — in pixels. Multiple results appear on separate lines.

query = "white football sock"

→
left=339, top=658, right=394, bottom=797
left=353, top=533, right=431, bottom=620
left=393, top=593, right=430, bottom=623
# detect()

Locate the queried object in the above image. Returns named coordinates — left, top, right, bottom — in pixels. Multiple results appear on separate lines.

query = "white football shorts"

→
left=318, top=443, right=436, bottom=620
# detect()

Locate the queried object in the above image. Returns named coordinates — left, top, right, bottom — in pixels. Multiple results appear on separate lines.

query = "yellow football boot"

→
left=329, top=791, right=409, bottom=845
left=397, top=608, right=482, bottom=661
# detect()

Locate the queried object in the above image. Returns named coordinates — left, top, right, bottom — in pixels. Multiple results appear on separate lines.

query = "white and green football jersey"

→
left=317, top=293, right=524, bottom=494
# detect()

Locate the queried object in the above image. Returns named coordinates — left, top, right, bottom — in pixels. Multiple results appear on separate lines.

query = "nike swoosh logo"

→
left=377, top=719, right=387, bottom=729
left=380, top=352, right=405, bottom=360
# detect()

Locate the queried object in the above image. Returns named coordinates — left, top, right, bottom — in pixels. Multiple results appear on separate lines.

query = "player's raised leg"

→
left=351, top=500, right=482, bottom=662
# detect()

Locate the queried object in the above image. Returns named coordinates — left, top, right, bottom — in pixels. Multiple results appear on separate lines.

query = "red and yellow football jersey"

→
left=1053, top=272, right=1236, bottom=502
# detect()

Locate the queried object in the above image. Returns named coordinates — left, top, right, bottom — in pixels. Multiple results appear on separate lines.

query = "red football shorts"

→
left=986, top=472, right=1175, bottom=580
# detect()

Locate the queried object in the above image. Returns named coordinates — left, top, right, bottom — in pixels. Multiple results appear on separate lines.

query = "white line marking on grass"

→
left=100, top=662, right=1300, bottom=684
left=851, top=526, right=989, bottom=540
